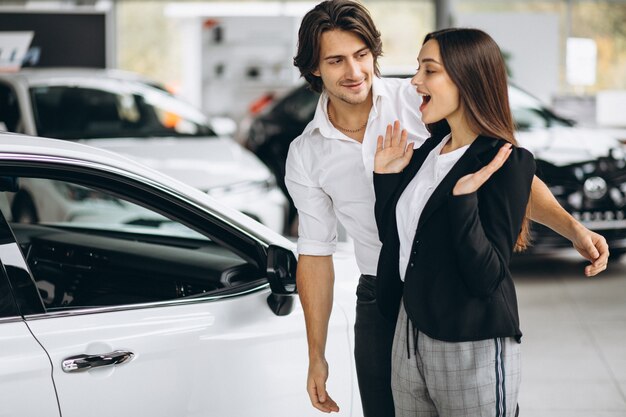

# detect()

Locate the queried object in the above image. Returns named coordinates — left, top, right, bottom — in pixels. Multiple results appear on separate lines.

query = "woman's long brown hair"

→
left=424, top=28, right=531, bottom=251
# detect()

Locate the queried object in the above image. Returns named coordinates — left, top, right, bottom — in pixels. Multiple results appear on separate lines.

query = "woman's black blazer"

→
left=374, top=134, right=535, bottom=343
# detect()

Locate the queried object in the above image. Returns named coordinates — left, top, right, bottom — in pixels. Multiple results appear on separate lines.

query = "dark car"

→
left=237, top=85, right=321, bottom=226
left=238, top=80, right=626, bottom=257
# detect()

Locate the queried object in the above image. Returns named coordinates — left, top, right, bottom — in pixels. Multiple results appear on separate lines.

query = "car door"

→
left=0, top=168, right=354, bottom=417
left=0, top=207, right=60, bottom=417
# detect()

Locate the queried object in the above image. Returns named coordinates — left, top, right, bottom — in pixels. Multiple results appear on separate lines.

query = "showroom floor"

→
left=513, top=251, right=626, bottom=416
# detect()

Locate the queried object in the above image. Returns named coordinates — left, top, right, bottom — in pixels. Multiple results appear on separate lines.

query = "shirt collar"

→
left=303, top=76, right=388, bottom=138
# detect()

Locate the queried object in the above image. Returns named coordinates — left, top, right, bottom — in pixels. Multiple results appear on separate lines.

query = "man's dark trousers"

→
left=354, top=274, right=396, bottom=417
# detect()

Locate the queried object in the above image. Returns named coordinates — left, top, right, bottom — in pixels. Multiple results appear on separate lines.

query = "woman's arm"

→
left=447, top=146, right=535, bottom=296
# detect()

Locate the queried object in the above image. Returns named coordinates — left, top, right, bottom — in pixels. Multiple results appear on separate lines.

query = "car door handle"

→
left=62, top=350, right=135, bottom=373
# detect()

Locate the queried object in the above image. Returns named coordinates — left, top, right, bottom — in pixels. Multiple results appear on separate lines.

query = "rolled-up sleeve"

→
left=285, top=141, right=337, bottom=256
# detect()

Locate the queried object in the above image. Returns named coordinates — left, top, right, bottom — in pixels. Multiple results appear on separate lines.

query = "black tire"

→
left=11, top=192, right=39, bottom=224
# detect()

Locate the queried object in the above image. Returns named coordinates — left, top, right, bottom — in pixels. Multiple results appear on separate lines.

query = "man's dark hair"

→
left=294, top=0, right=382, bottom=93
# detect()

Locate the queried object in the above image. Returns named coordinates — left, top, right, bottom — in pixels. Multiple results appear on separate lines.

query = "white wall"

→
left=456, top=12, right=559, bottom=104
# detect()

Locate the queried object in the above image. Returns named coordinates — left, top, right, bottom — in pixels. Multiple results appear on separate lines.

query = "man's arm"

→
left=297, top=255, right=339, bottom=413
left=285, top=141, right=340, bottom=413
left=529, top=176, right=609, bottom=276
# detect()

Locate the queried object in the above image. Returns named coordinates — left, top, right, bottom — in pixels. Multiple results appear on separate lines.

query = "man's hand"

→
left=453, top=143, right=512, bottom=195
left=375, top=120, right=413, bottom=174
left=296, top=255, right=338, bottom=412
left=570, top=226, right=609, bottom=276
left=307, top=356, right=339, bottom=413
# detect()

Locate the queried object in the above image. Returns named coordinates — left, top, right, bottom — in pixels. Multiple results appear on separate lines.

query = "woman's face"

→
left=411, top=39, right=462, bottom=125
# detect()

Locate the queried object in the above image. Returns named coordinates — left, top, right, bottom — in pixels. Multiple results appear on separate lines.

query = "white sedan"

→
left=0, top=68, right=288, bottom=233
left=0, top=133, right=361, bottom=417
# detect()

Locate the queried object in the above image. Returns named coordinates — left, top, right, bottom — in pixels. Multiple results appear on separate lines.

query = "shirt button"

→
left=410, top=262, right=414, bottom=268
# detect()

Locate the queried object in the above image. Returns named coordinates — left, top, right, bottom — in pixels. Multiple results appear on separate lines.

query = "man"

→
left=285, top=1, right=609, bottom=416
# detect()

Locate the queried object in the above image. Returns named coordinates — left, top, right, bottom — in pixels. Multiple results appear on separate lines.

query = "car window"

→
left=30, top=83, right=217, bottom=140
left=0, top=207, right=21, bottom=319
left=0, top=83, right=22, bottom=133
left=509, top=85, right=571, bottom=130
left=0, top=176, right=264, bottom=312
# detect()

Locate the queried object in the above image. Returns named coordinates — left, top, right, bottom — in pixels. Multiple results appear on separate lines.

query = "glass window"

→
left=0, top=83, right=22, bottom=133
left=30, top=81, right=216, bottom=140
left=509, top=85, right=571, bottom=130
left=0, top=207, right=21, bottom=319
left=0, top=176, right=263, bottom=311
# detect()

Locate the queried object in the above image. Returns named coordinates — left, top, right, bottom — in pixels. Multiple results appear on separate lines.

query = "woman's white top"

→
left=396, top=134, right=470, bottom=281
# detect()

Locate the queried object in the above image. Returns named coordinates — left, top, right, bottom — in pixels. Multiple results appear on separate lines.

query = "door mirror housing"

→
left=266, top=245, right=297, bottom=316
left=266, top=245, right=297, bottom=295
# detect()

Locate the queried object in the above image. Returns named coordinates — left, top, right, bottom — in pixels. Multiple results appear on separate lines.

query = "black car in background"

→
left=238, top=80, right=626, bottom=258
left=237, top=85, right=321, bottom=226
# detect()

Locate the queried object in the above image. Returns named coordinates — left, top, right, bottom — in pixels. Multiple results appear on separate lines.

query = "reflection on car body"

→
left=0, top=68, right=288, bottom=234
left=238, top=78, right=626, bottom=257
left=0, top=133, right=361, bottom=417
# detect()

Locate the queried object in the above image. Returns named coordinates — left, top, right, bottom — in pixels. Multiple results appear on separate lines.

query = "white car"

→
left=0, top=68, right=288, bottom=233
left=0, top=133, right=361, bottom=417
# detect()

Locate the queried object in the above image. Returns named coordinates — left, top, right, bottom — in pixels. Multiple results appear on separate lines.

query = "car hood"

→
left=80, top=137, right=272, bottom=189
left=516, top=127, right=622, bottom=166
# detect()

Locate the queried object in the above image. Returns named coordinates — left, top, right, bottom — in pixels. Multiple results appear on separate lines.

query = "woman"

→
left=373, top=28, right=535, bottom=416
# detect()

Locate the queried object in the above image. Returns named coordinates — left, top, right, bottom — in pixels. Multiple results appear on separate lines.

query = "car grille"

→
left=530, top=221, right=626, bottom=251
left=571, top=209, right=626, bottom=229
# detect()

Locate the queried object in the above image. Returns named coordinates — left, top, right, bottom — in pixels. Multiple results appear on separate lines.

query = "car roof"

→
left=0, top=67, right=159, bottom=87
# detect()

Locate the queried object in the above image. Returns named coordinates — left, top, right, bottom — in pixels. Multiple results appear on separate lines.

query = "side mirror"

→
left=266, top=245, right=297, bottom=316
left=266, top=244, right=297, bottom=295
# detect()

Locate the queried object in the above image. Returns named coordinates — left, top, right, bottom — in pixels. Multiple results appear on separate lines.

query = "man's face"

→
left=313, top=29, right=374, bottom=106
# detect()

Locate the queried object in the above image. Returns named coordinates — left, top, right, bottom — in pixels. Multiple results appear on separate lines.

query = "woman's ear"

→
left=312, top=68, right=321, bottom=77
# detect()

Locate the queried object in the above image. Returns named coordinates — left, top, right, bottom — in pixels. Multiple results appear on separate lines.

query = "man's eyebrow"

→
left=323, top=47, right=370, bottom=61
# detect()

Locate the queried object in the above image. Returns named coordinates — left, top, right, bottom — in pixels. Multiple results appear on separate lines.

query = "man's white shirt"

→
left=285, top=77, right=430, bottom=275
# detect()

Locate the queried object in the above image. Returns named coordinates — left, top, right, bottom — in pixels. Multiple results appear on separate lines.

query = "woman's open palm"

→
left=375, top=120, right=414, bottom=174
left=452, top=142, right=513, bottom=195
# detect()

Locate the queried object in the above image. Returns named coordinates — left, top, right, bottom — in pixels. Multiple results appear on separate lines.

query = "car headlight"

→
left=567, top=191, right=583, bottom=209
left=583, top=176, right=608, bottom=200
left=247, top=120, right=267, bottom=150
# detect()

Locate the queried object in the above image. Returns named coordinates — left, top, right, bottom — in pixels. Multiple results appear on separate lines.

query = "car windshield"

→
left=2, top=178, right=210, bottom=241
left=509, top=85, right=572, bottom=131
left=29, top=80, right=216, bottom=140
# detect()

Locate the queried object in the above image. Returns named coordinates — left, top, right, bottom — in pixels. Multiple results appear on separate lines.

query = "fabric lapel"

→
left=415, top=135, right=500, bottom=232
left=397, top=135, right=444, bottom=194
left=381, top=135, right=442, bottom=248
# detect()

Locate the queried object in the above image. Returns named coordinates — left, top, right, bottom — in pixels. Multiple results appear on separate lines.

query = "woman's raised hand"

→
left=452, top=142, right=513, bottom=195
left=374, top=121, right=414, bottom=174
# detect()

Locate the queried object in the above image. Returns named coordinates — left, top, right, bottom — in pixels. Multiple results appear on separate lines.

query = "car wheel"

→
left=11, top=192, right=39, bottom=224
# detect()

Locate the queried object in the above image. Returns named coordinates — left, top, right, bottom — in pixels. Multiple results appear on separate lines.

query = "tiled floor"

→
left=512, top=252, right=626, bottom=416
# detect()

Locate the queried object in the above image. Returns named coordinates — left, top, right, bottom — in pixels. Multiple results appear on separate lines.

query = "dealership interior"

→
left=1, top=1, right=626, bottom=416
